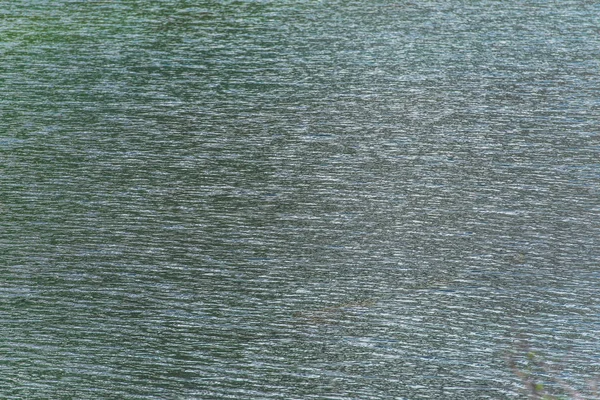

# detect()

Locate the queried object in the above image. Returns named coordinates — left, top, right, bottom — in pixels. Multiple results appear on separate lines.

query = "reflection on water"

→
left=1, top=0, right=599, bottom=398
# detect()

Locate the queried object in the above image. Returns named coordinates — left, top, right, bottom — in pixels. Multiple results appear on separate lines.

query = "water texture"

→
left=1, top=1, right=599, bottom=398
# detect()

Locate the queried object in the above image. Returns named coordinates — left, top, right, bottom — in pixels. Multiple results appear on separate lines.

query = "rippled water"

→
left=2, top=1, right=599, bottom=398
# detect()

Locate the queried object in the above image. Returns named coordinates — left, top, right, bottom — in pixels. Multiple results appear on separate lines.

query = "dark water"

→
left=2, top=1, right=599, bottom=398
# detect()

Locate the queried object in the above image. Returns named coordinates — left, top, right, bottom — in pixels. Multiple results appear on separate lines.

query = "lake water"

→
left=1, top=1, right=599, bottom=398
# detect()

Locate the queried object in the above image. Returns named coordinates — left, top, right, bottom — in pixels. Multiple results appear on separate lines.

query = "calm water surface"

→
left=1, top=1, right=599, bottom=398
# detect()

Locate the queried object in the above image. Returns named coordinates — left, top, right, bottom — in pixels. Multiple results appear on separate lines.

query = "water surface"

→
left=1, top=1, right=599, bottom=398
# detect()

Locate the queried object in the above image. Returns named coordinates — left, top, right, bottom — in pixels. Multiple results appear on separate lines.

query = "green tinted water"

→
left=2, top=1, right=599, bottom=398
